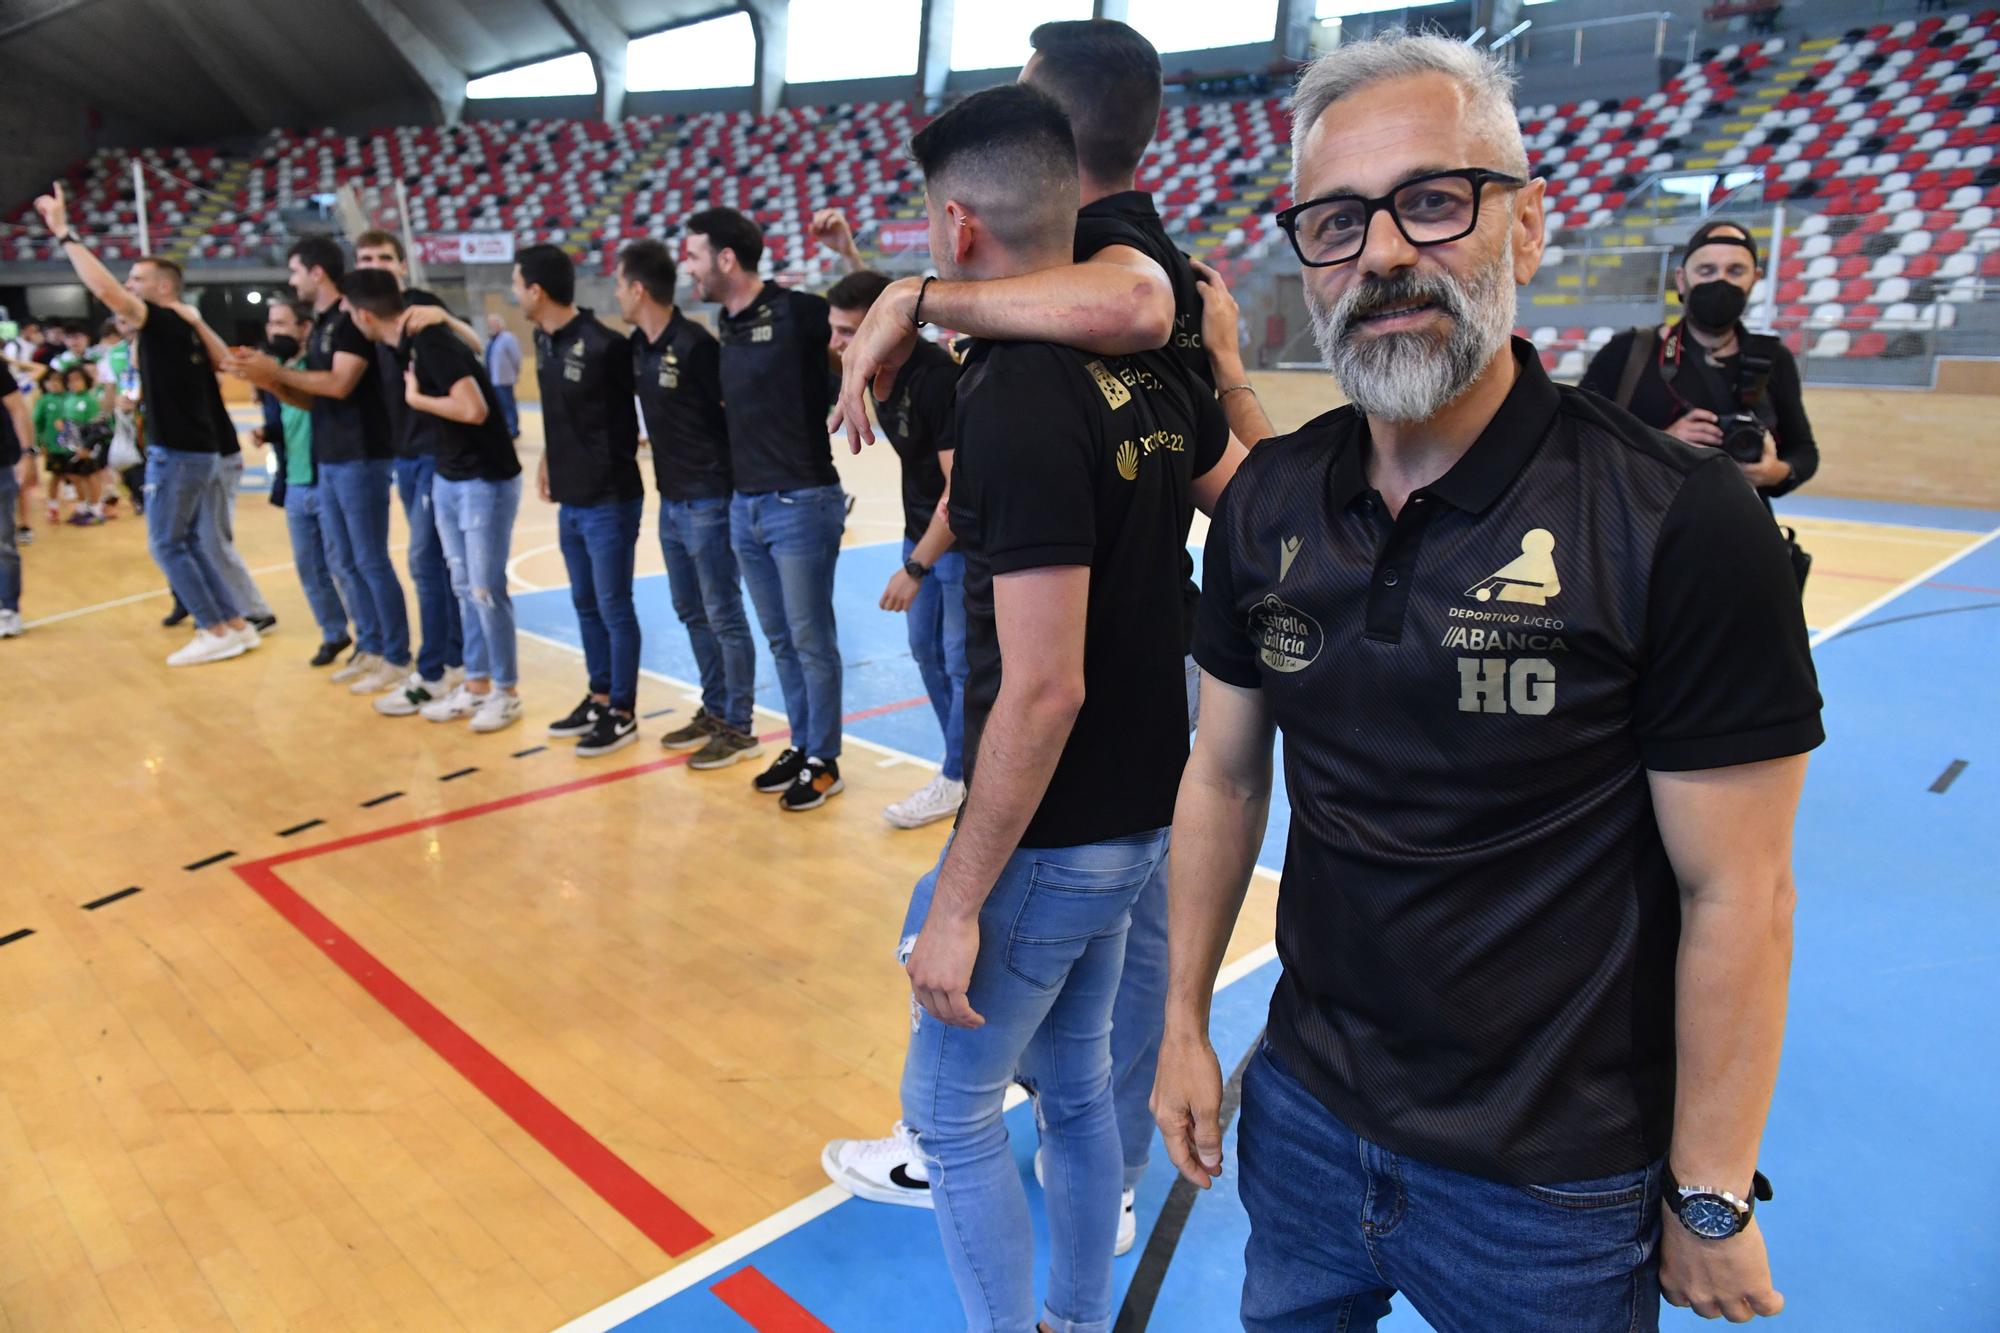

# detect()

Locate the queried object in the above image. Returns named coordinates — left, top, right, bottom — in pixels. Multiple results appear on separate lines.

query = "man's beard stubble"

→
left=1305, top=237, right=1519, bottom=424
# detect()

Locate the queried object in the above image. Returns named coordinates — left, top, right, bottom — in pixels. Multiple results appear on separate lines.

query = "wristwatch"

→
left=1664, top=1167, right=1772, bottom=1240
left=904, top=559, right=930, bottom=581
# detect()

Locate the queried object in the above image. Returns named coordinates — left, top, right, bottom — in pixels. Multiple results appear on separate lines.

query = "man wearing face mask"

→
left=1582, top=222, right=1819, bottom=503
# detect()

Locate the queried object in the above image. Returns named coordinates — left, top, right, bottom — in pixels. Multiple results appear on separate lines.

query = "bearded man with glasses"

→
left=1153, top=32, right=1823, bottom=1331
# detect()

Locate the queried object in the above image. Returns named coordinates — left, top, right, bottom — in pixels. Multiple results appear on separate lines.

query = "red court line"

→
left=709, top=1268, right=837, bottom=1332
left=1818, top=568, right=2000, bottom=595
left=223, top=691, right=936, bottom=1262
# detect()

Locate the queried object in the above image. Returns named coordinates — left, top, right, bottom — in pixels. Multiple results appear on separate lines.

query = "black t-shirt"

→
left=1074, top=190, right=1214, bottom=391
left=633, top=310, right=731, bottom=502
left=952, top=341, right=1229, bottom=849
left=403, top=325, right=520, bottom=484
left=1075, top=190, right=1213, bottom=646
left=534, top=308, right=642, bottom=506
left=876, top=338, right=958, bottom=544
left=715, top=282, right=837, bottom=494
left=308, top=306, right=391, bottom=464
left=137, top=301, right=233, bottom=454
left=0, top=377, right=19, bottom=467
left=1194, top=340, right=1825, bottom=1185
left=377, top=287, right=447, bottom=459
left=1580, top=324, right=1818, bottom=499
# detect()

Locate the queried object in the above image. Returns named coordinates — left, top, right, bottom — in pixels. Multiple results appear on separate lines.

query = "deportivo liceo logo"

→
left=1466, top=528, right=1561, bottom=605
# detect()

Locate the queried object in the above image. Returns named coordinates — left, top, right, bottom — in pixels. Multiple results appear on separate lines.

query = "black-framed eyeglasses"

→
left=1275, top=169, right=1527, bottom=268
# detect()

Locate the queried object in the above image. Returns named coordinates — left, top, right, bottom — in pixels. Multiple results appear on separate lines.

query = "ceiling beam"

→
left=349, top=0, right=466, bottom=124
left=537, top=0, right=629, bottom=122
left=741, top=0, right=787, bottom=116
left=148, top=0, right=291, bottom=133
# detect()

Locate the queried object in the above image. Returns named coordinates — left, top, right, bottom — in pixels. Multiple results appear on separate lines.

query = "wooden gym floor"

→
left=1, top=375, right=1994, bottom=1331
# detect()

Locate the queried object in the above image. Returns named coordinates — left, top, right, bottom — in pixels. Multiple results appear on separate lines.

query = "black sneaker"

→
left=780, top=758, right=844, bottom=813
left=547, top=695, right=604, bottom=739
left=249, top=613, right=278, bottom=633
left=659, top=707, right=716, bottom=751
left=752, top=746, right=807, bottom=795
left=688, top=724, right=766, bottom=771
left=161, top=601, right=189, bottom=628
left=309, top=634, right=353, bottom=668
left=575, top=709, right=638, bottom=758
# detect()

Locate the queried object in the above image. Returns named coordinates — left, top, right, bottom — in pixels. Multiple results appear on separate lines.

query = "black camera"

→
left=1719, top=411, right=1767, bottom=463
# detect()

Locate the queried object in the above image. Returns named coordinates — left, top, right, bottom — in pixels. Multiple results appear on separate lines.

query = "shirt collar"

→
left=1077, top=190, right=1160, bottom=223
left=1327, top=338, right=1559, bottom=516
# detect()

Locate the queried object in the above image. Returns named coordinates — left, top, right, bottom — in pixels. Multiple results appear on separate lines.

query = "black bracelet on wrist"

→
left=913, top=275, right=936, bottom=329
left=57, top=231, right=84, bottom=247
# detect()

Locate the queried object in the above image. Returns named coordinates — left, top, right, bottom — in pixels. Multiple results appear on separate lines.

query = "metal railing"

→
left=1498, top=11, right=1696, bottom=68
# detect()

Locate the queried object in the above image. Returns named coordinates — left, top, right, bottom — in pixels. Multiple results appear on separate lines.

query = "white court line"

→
left=1808, top=523, right=2000, bottom=647
left=553, top=867, right=1285, bottom=1333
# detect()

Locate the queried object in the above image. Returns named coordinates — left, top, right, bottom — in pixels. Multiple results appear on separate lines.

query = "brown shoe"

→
left=688, top=724, right=766, bottom=771
left=659, top=707, right=717, bottom=751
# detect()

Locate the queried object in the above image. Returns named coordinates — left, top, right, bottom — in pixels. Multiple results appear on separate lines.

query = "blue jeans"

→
left=661, top=495, right=756, bottom=733
left=731, top=486, right=845, bottom=759
left=434, top=475, right=522, bottom=690
left=198, top=452, right=271, bottom=621
left=0, top=464, right=18, bottom=612
left=558, top=497, right=644, bottom=712
left=903, top=538, right=968, bottom=782
left=900, top=829, right=1172, bottom=1333
left=283, top=482, right=350, bottom=641
left=144, top=447, right=237, bottom=628
left=1107, top=656, right=1201, bottom=1190
left=397, top=455, right=463, bottom=680
left=493, top=383, right=519, bottom=438
left=1239, top=1041, right=1664, bottom=1333
left=319, top=459, right=409, bottom=665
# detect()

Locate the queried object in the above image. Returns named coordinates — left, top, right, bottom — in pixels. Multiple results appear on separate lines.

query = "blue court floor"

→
left=516, top=499, right=1999, bottom=1333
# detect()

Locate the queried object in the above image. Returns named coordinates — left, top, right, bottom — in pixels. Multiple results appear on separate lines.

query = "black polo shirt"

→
left=1194, top=340, right=1824, bottom=1184
left=715, top=282, right=837, bottom=495
left=376, top=287, right=447, bottom=459
left=1580, top=324, right=1818, bottom=499
left=1076, top=190, right=1212, bottom=647
left=137, top=301, right=232, bottom=453
left=402, top=325, right=519, bottom=484
left=1074, top=190, right=1213, bottom=390
left=633, top=310, right=731, bottom=502
left=876, top=338, right=958, bottom=545
left=534, top=308, right=642, bottom=507
left=308, top=306, right=391, bottom=464
left=953, top=342, right=1229, bottom=850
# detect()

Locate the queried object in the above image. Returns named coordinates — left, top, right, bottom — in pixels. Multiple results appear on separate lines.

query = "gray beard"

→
left=1307, top=240, right=1518, bottom=424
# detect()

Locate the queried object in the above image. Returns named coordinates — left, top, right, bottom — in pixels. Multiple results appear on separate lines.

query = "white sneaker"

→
left=375, top=670, right=458, bottom=717
left=231, top=623, right=262, bottom=652
left=0, top=610, right=21, bottom=639
left=1034, top=1148, right=1138, bottom=1256
left=330, top=650, right=376, bottom=684
left=883, top=774, right=967, bottom=829
left=821, top=1121, right=933, bottom=1209
left=419, top=682, right=481, bottom=722
left=166, top=627, right=247, bottom=667
left=350, top=659, right=407, bottom=695
left=469, top=691, right=523, bottom=733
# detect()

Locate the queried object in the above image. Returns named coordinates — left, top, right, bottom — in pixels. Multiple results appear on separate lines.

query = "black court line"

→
left=1114, top=1028, right=1265, bottom=1333
left=1835, top=601, right=2000, bottom=639
left=0, top=929, right=33, bottom=948
left=440, top=767, right=479, bottom=782
left=511, top=745, right=548, bottom=758
left=82, top=886, right=144, bottom=911
left=641, top=707, right=676, bottom=719
left=183, top=851, right=237, bottom=871
left=1930, top=760, right=1969, bottom=794
left=277, top=818, right=325, bottom=838
left=360, top=791, right=404, bottom=808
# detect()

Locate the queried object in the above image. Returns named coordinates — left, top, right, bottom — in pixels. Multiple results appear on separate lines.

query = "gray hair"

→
left=1290, top=31, right=1528, bottom=184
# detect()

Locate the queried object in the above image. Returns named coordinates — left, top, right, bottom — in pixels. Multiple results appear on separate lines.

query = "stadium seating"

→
left=1, top=145, right=220, bottom=264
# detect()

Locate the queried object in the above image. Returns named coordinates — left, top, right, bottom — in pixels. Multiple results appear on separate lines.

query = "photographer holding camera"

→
left=1584, top=222, right=1819, bottom=504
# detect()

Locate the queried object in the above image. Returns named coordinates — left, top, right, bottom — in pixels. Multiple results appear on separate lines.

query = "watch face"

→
left=1680, top=1194, right=1742, bottom=1239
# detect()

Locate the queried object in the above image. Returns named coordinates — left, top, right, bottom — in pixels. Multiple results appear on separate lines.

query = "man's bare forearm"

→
left=929, top=682, right=1081, bottom=922
left=908, top=508, right=956, bottom=568
left=1670, top=877, right=1794, bottom=1192
left=56, top=239, right=145, bottom=323
left=923, top=265, right=1173, bottom=356
left=1163, top=754, right=1272, bottom=1033
left=273, top=364, right=353, bottom=401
